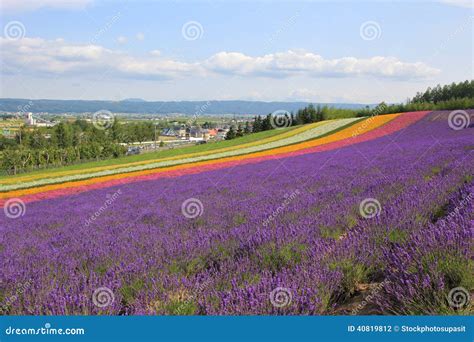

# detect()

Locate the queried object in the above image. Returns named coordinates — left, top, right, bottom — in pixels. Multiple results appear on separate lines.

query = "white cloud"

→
left=289, top=88, right=321, bottom=101
left=438, top=0, right=474, bottom=8
left=0, top=38, right=440, bottom=81
left=136, top=33, right=145, bottom=41
left=203, top=51, right=440, bottom=79
left=0, top=37, right=199, bottom=79
left=288, top=88, right=367, bottom=104
left=116, top=36, right=127, bottom=45
left=0, top=0, right=93, bottom=12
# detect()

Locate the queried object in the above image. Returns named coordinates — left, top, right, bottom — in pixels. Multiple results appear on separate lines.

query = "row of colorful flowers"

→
left=0, top=118, right=358, bottom=192
left=0, top=112, right=429, bottom=205
left=0, top=120, right=322, bottom=186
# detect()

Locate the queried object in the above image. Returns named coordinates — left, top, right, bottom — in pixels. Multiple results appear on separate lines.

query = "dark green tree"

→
left=244, top=121, right=252, bottom=134
left=54, top=122, right=73, bottom=148
left=225, top=126, right=236, bottom=140
left=253, top=116, right=262, bottom=132
left=236, top=124, right=244, bottom=137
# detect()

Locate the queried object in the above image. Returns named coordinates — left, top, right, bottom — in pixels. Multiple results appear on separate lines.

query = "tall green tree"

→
left=244, top=121, right=252, bottom=134
left=225, top=126, right=236, bottom=140
left=253, top=116, right=262, bottom=132
left=54, top=122, right=73, bottom=148
left=236, top=124, right=244, bottom=137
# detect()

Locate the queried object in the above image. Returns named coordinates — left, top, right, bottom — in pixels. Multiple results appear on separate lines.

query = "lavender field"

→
left=1, top=111, right=473, bottom=315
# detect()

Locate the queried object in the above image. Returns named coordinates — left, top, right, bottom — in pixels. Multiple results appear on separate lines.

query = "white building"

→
left=25, top=112, right=36, bottom=126
left=24, top=112, right=55, bottom=127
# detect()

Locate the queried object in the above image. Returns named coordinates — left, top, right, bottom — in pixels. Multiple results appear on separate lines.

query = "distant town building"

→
left=24, top=112, right=55, bottom=127
left=207, top=129, right=218, bottom=139
left=161, top=125, right=187, bottom=138
left=25, top=112, right=35, bottom=125
left=216, top=128, right=229, bottom=140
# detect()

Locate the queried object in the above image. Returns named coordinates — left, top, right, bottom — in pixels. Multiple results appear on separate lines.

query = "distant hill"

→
left=122, top=98, right=147, bottom=102
left=0, top=98, right=370, bottom=115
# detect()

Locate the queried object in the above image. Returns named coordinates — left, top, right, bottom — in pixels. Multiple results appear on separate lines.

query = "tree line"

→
left=411, top=80, right=473, bottom=104
left=0, top=119, right=171, bottom=175
left=355, top=80, right=474, bottom=116
left=225, top=80, right=473, bottom=140
left=225, top=104, right=351, bottom=139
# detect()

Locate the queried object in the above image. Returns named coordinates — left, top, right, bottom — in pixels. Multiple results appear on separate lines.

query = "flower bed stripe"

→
left=0, top=112, right=428, bottom=206
left=0, top=119, right=358, bottom=192
left=0, top=121, right=322, bottom=186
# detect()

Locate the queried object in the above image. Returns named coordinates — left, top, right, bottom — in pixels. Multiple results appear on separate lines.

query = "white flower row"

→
left=1, top=118, right=360, bottom=192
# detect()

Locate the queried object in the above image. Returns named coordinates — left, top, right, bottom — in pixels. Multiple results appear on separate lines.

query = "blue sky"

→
left=0, top=0, right=472, bottom=103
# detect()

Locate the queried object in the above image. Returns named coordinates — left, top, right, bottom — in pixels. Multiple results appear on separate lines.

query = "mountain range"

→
left=0, top=98, right=370, bottom=115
